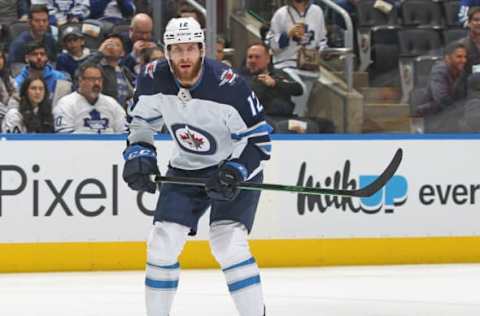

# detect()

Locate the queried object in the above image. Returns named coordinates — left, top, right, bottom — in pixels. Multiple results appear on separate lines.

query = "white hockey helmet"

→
left=163, top=17, right=205, bottom=51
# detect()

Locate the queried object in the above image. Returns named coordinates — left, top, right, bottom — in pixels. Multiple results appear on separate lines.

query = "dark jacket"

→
left=423, top=61, right=467, bottom=112
left=84, top=51, right=135, bottom=108
left=56, top=48, right=91, bottom=78
left=414, top=61, right=468, bottom=132
left=7, top=31, right=57, bottom=64
left=239, top=66, right=303, bottom=116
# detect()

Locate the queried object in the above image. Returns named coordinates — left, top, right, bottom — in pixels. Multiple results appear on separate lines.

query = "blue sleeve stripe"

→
left=222, top=257, right=256, bottom=272
left=256, top=143, right=272, bottom=156
left=147, top=262, right=180, bottom=270
left=133, top=115, right=163, bottom=123
left=227, top=275, right=261, bottom=292
left=231, top=122, right=273, bottom=140
left=145, top=278, right=179, bottom=289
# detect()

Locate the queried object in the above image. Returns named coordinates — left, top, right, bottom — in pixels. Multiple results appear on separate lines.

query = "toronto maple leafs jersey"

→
left=266, top=3, right=328, bottom=69
left=128, top=58, right=272, bottom=179
left=53, top=91, right=127, bottom=133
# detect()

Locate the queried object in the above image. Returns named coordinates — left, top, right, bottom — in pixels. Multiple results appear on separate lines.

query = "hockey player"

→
left=122, top=17, right=272, bottom=316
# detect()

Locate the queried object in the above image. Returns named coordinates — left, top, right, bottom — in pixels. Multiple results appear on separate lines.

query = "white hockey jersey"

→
left=53, top=91, right=127, bottom=133
left=128, top=59, right=272, bottom=178
left=267, top=2, right=328, bottom=69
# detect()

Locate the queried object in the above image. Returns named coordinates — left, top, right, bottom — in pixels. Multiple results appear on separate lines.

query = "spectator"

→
left=89, top=0, right=136, bottom=23
left=240, top=43, right=303, bottom=118
left=53, top=62, right=127, bottom=133
left=139, top=46, right=164, bottom=65
left=178, top=1, right=205, bottom=29
left=239, top=43, right=333, bottom=133
left=15, top=41, right=70, bottom=99
left=0, top=50, right=16, bottom=121
left=414, top=42, right=468, bottom=132
left=458, top=0, right=480, bottom=27
left=266, top=0, right=329, bottom=117
left=123, top=13, right=155, bottom=75
left=46, top=0, right=90, bottom=26
left=216, top=36, right=231, bottom=67
left=2, top=75, right=54, bottom=133
left=8, top=4, right=58, bottom=65
left=459, top=7, right=480, bottom=76
left=266, top=0, right=328, bottom=70
left=56, top=25, right=91, bottom=78
left=83, top=33, right=134, bottom=109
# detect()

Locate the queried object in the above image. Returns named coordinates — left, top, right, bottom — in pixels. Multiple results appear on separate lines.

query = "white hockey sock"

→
left=223, top=257, right=264, bottom=316
left=145, top=261, right=180, bottom=316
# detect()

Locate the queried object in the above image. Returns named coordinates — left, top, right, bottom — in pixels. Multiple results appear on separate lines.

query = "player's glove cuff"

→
left=123, top=142, right=157, bottom=161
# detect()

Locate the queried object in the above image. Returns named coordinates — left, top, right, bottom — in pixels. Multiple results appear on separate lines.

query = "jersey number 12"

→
left=247, top=92, right=263, bottom=117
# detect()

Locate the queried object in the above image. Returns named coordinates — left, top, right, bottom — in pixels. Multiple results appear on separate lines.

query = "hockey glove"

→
left=206, top=162, right=248, bottom=201
left=122, top=142, right=160, bottom=193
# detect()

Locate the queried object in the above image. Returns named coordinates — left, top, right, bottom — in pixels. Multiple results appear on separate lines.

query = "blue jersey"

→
left=128, top=58, right=272, bottom=179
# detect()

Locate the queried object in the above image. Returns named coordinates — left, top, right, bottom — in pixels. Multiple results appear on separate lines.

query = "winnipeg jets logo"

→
left=180, top=126, right=205, bottom=150
left=219, top=69, right=237, bottom=86
left=171, top=123, right=217, bottom=155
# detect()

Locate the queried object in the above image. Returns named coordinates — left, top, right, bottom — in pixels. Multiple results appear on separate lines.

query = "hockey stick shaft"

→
left=155, top=148, right=403, bottom=197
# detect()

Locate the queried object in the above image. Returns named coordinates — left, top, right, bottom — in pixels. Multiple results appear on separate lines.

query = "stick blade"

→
left=352, top=148, right=403, bottom=197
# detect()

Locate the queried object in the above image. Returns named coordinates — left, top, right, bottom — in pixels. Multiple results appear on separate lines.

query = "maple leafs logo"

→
left=179, top=126, right=205, bottom=149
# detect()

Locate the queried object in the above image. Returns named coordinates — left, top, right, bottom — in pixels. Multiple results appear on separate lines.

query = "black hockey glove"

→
left=122, top=142, right=160, bottom=193
left=206, top=162, right=248, bottom=201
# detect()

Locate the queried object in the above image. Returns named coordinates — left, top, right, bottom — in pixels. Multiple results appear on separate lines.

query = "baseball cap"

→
left=62, top=26, right=84, bottom=42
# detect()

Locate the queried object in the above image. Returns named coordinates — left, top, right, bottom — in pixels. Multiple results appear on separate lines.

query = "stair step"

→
left=363, top=103, right=411, bottom=132
left=361, top=87, right=402, bottom=104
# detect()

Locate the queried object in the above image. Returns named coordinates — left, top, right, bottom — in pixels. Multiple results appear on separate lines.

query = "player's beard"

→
left=172, top=58, right=202, bottom=88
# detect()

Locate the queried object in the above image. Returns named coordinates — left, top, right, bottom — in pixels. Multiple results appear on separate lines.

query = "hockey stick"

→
left=154, top=148, right=403, bottom=197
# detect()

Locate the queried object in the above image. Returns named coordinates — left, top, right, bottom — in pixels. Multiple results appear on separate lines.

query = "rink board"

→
left=1, top=134, right=480, bottom=272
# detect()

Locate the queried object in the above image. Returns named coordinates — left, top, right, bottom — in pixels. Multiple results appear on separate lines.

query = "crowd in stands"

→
left=0, top=1, right=159, bottom=133
left=2, top=0, right=480, bottom=134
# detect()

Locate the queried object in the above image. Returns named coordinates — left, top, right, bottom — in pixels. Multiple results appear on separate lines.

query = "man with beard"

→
left=53, top=62, right=126, bottom=133
left=122, top=17, right=271, bottom=316
left=413, top=42, right=468, bottom=132
left=15, top=41, right=69, bottom=105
